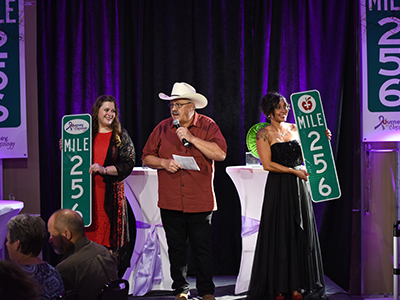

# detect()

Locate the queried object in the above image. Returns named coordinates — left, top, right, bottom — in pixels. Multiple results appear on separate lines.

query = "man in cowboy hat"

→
left=142, top=82, right=227, bottom=300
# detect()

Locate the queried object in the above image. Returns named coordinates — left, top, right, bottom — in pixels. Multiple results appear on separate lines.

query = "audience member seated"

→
left=47, top=209, right=119, bottom=300
left=0, top=260, right=41, bottom=300
left=6, top=214, right=65, bottom=299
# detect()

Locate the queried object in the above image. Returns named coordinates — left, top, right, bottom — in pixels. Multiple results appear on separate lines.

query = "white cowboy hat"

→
left=159, top=82, right=208, bottom=109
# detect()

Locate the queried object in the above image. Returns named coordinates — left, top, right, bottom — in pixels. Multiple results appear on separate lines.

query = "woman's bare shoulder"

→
left=256, top=126, right=269, bottom=142
left=287, top=123, right=297, bottom=131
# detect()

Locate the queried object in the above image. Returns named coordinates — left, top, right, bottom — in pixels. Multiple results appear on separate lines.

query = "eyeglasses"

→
left=168, top=102, right=192, bottom=109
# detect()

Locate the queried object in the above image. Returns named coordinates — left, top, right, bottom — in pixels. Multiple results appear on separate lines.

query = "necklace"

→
left=277, top=130, right=286, bottom=137
left=272, top=127, right=286, bottom=137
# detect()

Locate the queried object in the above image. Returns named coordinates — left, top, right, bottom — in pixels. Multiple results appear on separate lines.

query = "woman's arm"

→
left=113, top=129, right=135, bottom=180
left=91, top=129, right=135, bottom=180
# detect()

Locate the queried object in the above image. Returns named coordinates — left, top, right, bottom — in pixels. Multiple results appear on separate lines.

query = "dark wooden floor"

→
left=128, top=275, right=353, bottom=300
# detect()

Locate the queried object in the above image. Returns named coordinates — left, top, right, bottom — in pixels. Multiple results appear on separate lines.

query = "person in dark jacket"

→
left=48, top=209, right=119, bottom=300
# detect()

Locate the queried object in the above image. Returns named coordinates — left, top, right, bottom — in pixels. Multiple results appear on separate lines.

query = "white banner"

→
left=361, top=0, right=400, bottom=142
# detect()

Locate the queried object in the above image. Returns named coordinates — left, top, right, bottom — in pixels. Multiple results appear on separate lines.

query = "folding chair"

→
left=100, top=279, right=129, bottom=300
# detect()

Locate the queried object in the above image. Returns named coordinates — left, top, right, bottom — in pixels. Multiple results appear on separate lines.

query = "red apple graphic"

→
left=301, top=97, right=313, bottom=111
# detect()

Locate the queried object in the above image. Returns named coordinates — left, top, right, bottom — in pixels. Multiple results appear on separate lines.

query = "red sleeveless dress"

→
left=85, top=131, right=112, bottom=247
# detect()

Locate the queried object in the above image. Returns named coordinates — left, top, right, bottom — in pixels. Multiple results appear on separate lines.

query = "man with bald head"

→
left=47, top=209, right=118, bottom=300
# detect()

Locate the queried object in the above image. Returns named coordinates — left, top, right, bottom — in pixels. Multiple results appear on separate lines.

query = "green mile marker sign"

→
left=61, top=114, right=92, bottom=226
left=290, top=90, right=341, bottom=202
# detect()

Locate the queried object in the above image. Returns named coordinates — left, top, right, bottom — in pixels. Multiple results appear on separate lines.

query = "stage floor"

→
left=128, top=275, right=353, bottom=300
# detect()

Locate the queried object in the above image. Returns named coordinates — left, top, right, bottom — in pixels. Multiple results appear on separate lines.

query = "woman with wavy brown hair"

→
left=86, top=94, right=136, bottom=277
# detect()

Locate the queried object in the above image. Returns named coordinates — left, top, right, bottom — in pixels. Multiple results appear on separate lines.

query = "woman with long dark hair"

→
left=86, top=95, right=136, bottom=277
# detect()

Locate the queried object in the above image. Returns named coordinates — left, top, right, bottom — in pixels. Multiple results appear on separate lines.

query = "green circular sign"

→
left=246, top=122, right=269, bottom=158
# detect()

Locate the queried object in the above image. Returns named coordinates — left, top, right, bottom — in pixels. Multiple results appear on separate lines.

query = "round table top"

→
left=226, top=165, right=266, bottom=173
left=0, top=200, right=24, bottom=213
left=131, top=167, right=158, bottom=174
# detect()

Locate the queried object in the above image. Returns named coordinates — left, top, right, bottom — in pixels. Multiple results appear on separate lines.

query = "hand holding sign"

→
left=290, top=90, right=341, bottom=202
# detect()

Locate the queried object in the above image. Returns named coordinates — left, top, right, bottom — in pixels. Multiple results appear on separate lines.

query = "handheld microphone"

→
left=173, top=119, right=190, bottom=147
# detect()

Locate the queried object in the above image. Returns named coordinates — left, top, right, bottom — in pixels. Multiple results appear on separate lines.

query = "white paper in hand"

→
left=172, top=155, right=200, bottom=171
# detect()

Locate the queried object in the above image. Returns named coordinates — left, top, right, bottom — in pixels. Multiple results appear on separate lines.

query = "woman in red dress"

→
left=86, top=95, right=135, bottom=276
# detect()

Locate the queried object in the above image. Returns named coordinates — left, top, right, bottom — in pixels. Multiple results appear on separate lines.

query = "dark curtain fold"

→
left=37, top=0, right=359, bottom=290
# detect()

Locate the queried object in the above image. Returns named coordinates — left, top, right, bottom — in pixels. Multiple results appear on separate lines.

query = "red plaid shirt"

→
left=142, top=112, right=227, bottom=212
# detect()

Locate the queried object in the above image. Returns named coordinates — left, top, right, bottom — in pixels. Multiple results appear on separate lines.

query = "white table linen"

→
left=226, top=166, right=268, bottom=294
left=123, top=167, right=172, bottom=296
left=0, top=200, right=24, bottom=259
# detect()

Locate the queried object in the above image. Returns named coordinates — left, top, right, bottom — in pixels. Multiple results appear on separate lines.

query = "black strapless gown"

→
left=247, top=140, right=327, bottom=300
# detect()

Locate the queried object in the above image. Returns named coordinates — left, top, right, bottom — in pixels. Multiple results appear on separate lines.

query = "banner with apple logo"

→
left=290, top=90, right=341, bottom=202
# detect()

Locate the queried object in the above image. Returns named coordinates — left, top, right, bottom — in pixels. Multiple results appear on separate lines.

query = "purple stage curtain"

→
left=37, top=0, right=359, bottom=291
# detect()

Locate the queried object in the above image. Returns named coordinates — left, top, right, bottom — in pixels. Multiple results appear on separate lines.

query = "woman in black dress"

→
left=247, top=92, right=330, bottom=300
